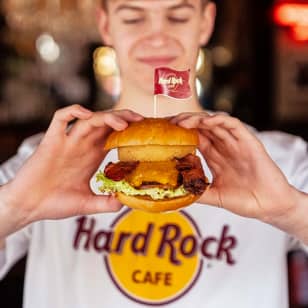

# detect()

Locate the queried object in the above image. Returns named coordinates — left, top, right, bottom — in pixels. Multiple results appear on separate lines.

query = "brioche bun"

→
left=105, top=118, right=198, bottom=150
left=118, top=145, right=196, bottom=162
left=116, top=192, right=201, bottom=213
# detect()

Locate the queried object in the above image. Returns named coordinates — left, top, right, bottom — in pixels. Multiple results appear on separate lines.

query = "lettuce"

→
left=96, top=171, right=188, bottom=200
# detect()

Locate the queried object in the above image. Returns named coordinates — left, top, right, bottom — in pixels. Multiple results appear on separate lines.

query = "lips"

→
left=137, top=56, right=177, bottom=67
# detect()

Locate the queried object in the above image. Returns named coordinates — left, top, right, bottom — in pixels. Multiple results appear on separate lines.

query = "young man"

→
left=0, top=1, right=307, bottom=307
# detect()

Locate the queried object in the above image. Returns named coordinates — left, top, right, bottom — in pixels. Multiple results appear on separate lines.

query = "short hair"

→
left=101, top=0, right=209, bottom=10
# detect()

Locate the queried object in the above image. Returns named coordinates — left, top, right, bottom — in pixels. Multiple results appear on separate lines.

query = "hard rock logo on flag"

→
left=154, top=67, right=192, bottom=99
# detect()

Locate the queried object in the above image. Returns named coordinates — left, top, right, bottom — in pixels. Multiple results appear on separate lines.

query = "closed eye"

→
left=168, top=17, right=190, bottom=23
left=122, top=18, right=145, bottom=24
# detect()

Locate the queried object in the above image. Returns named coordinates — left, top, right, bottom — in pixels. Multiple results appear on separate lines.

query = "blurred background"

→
left=0, top=0, right=308, bottom=307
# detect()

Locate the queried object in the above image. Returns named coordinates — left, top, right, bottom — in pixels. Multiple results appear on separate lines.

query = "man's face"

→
left=98, top=0, right=215, bottom=93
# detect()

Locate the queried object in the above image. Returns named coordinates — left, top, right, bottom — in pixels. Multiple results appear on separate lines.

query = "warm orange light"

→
left=292, top=25, right=308, bottom=41
left=274, top=4, right=308, bottom=27
left=273, top=3, right=308, bottom=41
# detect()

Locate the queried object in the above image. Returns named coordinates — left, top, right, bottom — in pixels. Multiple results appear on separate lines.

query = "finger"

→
left=113, top=109, right=144, bottom=123
left=86, top=128, right=111, bottom=148
left=46, top=105, right=93, bottom=138
left=203, top=114, right=255, bottom=142
left=69, top=112, right=126, bottom=139
left=199, top=131, right=226, bottom=165
left=199, top=130, right=220, bottom=149
left=170, top=112, right=196, bottom=124
left=69, top=110, right=143, bottom=139
left=78, top=194, right=123, bottom=215
left=176, top=114, right=212, bottom=129
left=202, top=147, right=224, bottom=172
left=170, top=112, right=210, bottom=126
left=201, top=123, right=239, bottom=155
left=177, top=115, right=203, bottom=129
left=208, top=126, right=237, bottom=144
left=197, top=132, right=212, bottom=151
left=90, top=110, right=143, bottom=129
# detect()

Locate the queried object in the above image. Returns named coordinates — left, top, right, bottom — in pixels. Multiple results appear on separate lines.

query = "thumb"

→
left=79, top=195, right=123, bottom=215
left=197, top=186, right=222, bottom=209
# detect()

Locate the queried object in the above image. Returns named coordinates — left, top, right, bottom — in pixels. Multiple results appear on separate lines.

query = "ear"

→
left=96, top=6, right=113, bottom=46
left=199, top=2, right=216, bottom=46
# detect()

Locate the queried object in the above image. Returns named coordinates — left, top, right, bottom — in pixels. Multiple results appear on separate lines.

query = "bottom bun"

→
left=116, top=192, right=201, bottom=213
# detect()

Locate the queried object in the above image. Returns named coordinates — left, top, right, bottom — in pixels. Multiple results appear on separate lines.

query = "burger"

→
left=96, top=118, right=208, bottom=212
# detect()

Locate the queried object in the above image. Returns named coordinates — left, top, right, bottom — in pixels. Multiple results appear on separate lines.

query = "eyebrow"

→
left=168, top=3, right=196, bottom=11
left=115, top=5, right=144, bottom=13
left=115, top=2, right=195, bottom=14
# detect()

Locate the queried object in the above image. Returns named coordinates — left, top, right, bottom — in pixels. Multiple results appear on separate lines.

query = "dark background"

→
left=0, top=0, right=308, bottom=307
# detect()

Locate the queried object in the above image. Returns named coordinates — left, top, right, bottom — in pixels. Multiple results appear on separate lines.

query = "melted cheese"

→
left=126, top=161, right=178, bottom=188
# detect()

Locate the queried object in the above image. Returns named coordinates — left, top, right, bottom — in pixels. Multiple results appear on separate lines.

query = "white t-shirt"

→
left=0, top=130, right=307, bottom=308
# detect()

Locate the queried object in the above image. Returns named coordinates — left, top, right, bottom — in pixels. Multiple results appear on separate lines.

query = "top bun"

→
left=104, top=118, right=199, bottom=150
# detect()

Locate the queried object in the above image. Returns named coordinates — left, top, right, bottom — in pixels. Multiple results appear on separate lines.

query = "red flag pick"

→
left=154, top=67, right=192, bottom=99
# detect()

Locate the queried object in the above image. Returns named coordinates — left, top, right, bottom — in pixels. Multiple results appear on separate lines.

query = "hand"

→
left=171, top=112, right=298, bottom=222
left=0, top=105, right=143, bottom=234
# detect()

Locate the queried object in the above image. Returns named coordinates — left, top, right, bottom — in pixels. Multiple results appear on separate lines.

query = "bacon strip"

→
left=104, top=161, right=139, bottom=181
left=175, top=154, right=207, bottom=195
left=181, top=169, right=207, bottom=195
left=175, top=154, right=200, bottom=171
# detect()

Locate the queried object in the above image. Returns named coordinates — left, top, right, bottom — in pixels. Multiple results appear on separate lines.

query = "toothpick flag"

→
left=152, top=67, right=192, bottom=117
left=154, top=67, right=192, bottom=99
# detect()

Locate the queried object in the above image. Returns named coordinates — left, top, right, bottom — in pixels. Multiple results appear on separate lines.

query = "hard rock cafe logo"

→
left=158, top=74, right=183, bottom=91
left=73, top=209, right=237, bottom=306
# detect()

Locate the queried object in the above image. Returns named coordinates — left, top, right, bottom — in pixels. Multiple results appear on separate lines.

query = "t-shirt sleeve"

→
left=259, top=132, right=308, bottom=253
left=0, top=133, right=43, bottom=184
left=0, top=133, right=43, bottom=279
left=259, top=131, right=308, bottom=193
left=288, top=136, right=308, bottom=253
left=0, top=226, right=31, bottom=280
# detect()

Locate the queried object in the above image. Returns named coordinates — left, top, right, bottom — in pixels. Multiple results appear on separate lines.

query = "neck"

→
left=113, top=81, right=204, bottom=118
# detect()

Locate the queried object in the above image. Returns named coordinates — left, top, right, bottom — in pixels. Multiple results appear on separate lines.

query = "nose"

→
left=144, top=15, right=169, bottom=48
left=145, top=34, right=169, bottom=48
